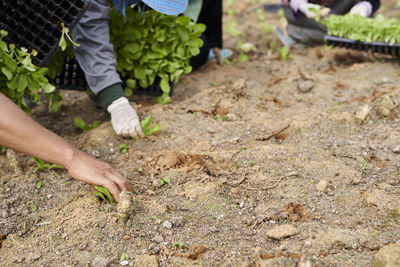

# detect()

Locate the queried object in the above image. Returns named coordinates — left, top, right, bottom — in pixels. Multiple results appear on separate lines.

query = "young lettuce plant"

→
left=141, top=112, right=161, bottom=137
left=93, top=185, right=114, bottom=202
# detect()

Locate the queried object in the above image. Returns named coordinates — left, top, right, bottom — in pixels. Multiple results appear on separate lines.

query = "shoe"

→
left=274, top=26, right=297, bottom=47
left=208, top=48, right=233, bottom=61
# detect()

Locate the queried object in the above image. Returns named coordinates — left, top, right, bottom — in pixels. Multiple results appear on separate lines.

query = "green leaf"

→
left=74, top=117, right=86, bottom=130
left=120, top=253, right=130, bottom=261
left=93, top=185, right=114, bottom=202
left=36, top=181, right=43, bottom=190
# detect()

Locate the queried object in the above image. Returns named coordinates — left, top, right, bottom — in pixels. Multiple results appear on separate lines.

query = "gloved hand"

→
left=298, top=2, right=330, bottom=19
left=107, top=97, right=144, bottom=138
left=349, top=2, right=372, bottom=17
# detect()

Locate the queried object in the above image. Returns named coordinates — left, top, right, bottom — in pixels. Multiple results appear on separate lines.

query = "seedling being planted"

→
left=74, top=117, right=101, bottom=132
left=32, top=157, right=64, bottom=171
left=93, top=185, right=114, bottom=203
left=278, top=46, right=290, bottom=61
left=141, top=112, right=162, bottom=137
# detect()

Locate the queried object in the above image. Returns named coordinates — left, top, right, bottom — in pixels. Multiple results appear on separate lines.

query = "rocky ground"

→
left=1, top=0, right=400, bottom=266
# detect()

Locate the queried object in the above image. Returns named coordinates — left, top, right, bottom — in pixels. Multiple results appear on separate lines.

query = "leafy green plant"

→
left=0, top=30, right=58, bottom=113
left=159, top=176, right=171, bottom=186
left=110, top=8, right=205, bottom=104
left=118, top=144, right=128, bottom=154
left=32, top=157, right=64, bottom=171
left=172, top=241, right=186, bottom=249
left=322, top=14, right=400, bottom=45
left=93, top=185, right=114, bottom=202
left=278, top=46, right=290, bottom=61
left=141, top=112, right=161, bottom=137
left=36, top=181, right=43, bottom=190
left=120, top=252, right=129, bottom=261
left=225, top=19, right=242, bottom=37
left=59, top=23, right=80, bottom=52
left=74, top=117, right=101, bottom=132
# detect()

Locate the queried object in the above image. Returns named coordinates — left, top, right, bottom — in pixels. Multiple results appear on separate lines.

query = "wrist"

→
left=94, top=83, right=126, bottom=109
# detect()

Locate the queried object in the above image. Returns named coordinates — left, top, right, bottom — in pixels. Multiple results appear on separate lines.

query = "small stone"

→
left=153, top=234, right=164, bottom=243
left=355, top=104, right=372, bottom=125
left=123, top=235, right=132, bottom=240
left=377, top=106, right=391, bottom=117
left=134, top=255, right=159, bottom=267
left=31, top=254, right=41, bottom=262
left=120, top=260, right=129, bottom=266
left=92, top=256, right=110, bottom=267
left=1, top=210, right=8, bottom=219
left=373, top=243, right=400, bottom=267
left=316, top=180, right=328, bottom=192
left=207, top=127, right=216, bottom=134
left=393, top=145, right=400, bottom=154
left=352, top=179, right=361, bottom=185
left=162, top=221, right=172, bottom=229
left=266, top=224, right=299, bottom=240
left=170, top=216, right=185, bottom=227
left=297, top=80, right=314, bottom=93
left=231, top=187, right=239, bottom=194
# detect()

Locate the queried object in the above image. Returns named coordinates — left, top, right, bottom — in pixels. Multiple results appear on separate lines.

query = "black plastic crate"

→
left=53, top=57, right=175, bottom=96
left=0, top=0, right=90, bottom=66
left=324, top=35, right=400, bottom=57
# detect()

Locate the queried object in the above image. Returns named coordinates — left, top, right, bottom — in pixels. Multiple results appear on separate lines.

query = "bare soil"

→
left=1, top=1, right=400, bottom=266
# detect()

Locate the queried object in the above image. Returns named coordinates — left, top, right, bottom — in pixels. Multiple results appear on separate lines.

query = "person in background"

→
left=275, top=0, right=381, bottom=46
left=72, top=0, right=188, bottom=138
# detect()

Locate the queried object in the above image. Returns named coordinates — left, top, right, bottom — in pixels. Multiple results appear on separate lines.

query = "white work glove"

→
left=299, top=3, right=330, bottom=19
left=107, top=97, right=144, bottom=138
left=349, top=2, right=372, bottom=17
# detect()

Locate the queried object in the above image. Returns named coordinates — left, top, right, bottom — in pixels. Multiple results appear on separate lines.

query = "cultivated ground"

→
left=1, top=0, right=399, bottom=266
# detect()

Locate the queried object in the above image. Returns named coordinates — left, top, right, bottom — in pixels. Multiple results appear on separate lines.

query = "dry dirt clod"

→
left=297, top=80, right=314, bottom=93
left=316, top=180, right=328, bottom=192
left=162, top=221, right=172, bottom=229
left=117, top=190, right=133, bottom=224
left=373, top=243, right=400, bottom=267
left=135, top=255, right=159, bottom=267
left=393, top=145, right=400, bottom=154
left=231, top=187, right=239, bottom=194
left=377, top=106, right=391, bottom=117
left=355, top=104, right=372, bottom=125
left=266, top=224, right=299, bottom=240
left=122, top=235, right=131, bottom=240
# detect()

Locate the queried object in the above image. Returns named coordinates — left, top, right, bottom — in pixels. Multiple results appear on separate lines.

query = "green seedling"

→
left=322, top=14, right=400, bottom=45
left=225, top=19, right=242, bottom=37
left=214, top=114, right=227, bottom=121
left=141, top=112, right=162, bottom=137
left=64, top=181, right=71, bottom=186
left=172, top=241, right=186, bottom=249
left=238, top=53, right=248, bottom=63
left=74, top=117, right=101, bottom=132
left=32, top=157, right=64, bottom=171
left=0, top=30, right=59, bottom=113
left=93, top=185, right=114, bottom=202
left=0, top=145, right=6, bottom=153
left=36, top=181, right=43, bottom=190
left=120, top=252, right=129, bottom=261
left=118, top=144, right=128, bottom=154
left=278, top=46, right=290, bottom=61
left=360, top=160, right=368, bottom=176
left=159, top=177, right=171, bottom=186
left=59, top=23, right=80, bottom=51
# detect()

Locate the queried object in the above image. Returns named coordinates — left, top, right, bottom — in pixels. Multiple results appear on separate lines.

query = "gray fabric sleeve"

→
left=72, top=0, right=122, bottom=95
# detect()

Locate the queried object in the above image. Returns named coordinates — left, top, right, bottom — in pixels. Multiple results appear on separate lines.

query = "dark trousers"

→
left=190, top=0, right=223, bottom=70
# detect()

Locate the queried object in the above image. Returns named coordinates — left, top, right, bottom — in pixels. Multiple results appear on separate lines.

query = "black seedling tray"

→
left=0, top=0, right=90, bottom=66
left=53, top=57, right=174, bottom=96
left=324, top=35, right=400, bottom=57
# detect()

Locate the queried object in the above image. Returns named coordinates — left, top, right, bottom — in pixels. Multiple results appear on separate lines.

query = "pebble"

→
left=393, top=145, right=400, bottom=154
left=153, top=234, right=164, bottom=243
left=162, top=221, right=172, bottom=229
left=231, top=187, right=239, bottom=194
left=120, top=260, right=129, bottom=266
left=1, top=210, right=8, bottom=219
left=352, top=179, right=361, bottom=185
left=207, top=127, right=216, bottom=134
left=316, top=180, right=328, bottom=192
left=170, top=216, right=185, bottom=227
left=266, top=224, right=299, bottom=240
left=297, top=80, right=314, bottom=93
left=122, top=235, right=131, bottom=240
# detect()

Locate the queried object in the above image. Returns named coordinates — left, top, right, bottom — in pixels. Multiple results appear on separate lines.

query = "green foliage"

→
left=172, top=241, right=186, bottom=249
left=93, top=185, right=114, bottom=202
left=159, top=176, right=171, bottom=186
left=323, top=14, right=400, bottom=45
left=0, top=145, right=6, bottom=153
left=32, top=157, right=64, bottom=171
left=0, top=30, right=58, bottom=113
left=36, top=181, right=43, bottom=190
left=109, top=9, right=205, bottom=103
left=141, top=112, right=161, bottom=137
left=74, top=117, right=101, bottom=132
left=59, top=23, right=80, bottom=52
left=120, top=252, right=129, bottom=261
left=118, top=144, right=128, bottom=154
left=278, top=46, right=290, bottom=61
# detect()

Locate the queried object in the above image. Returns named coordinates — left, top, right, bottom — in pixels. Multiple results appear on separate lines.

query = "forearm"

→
left=0, top=93, right=75, bottom=167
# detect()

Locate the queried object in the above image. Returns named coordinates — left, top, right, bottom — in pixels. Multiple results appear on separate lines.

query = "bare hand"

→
left=66, top=149, right=132, bottom=202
